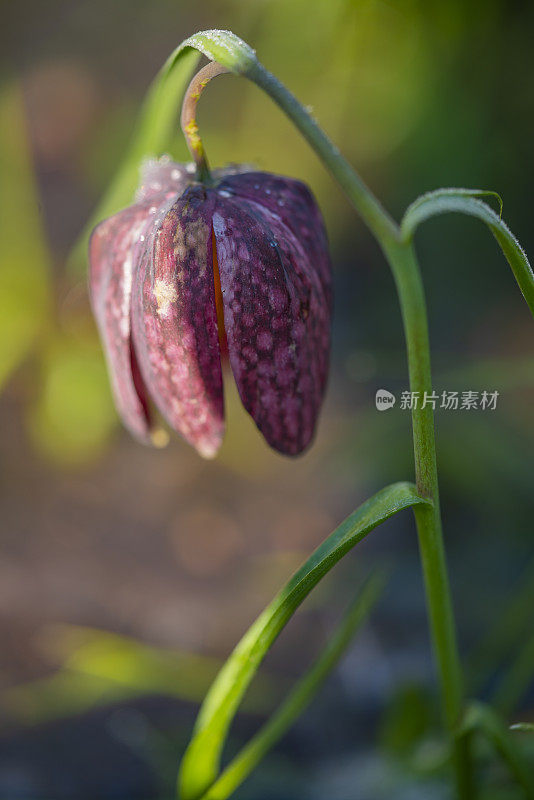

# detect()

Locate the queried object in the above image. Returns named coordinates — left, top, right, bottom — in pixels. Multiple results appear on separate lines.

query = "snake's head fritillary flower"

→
left=89, top=157, right=332, bottom=457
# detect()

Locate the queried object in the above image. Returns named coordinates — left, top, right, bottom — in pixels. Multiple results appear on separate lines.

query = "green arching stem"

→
left=248, top=63, right=399, bottom=246
left=241, top=60, right=470, bottom=796
left=180, top=61, right=229, bottom=184
left=383, top=238, right=462, bottom=722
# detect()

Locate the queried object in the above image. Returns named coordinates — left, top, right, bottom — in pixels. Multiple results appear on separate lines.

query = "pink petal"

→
left=212, top=190, right=332, bottom=455
left=135, top=157, right=192, bottom=203
left=131, top=186, right=225, bottom=458
left=89, top=203, right=157, bottom=442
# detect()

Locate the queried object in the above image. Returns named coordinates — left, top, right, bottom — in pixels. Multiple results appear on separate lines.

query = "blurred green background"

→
left=1, top=1, right=533, bottom=798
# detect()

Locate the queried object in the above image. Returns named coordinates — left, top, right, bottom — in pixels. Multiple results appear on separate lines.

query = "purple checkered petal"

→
left=219, top=171, right=332, bottom=303
left=131, top=185, right=225, bottom=458
left=212, top=188, right=332, bottom=455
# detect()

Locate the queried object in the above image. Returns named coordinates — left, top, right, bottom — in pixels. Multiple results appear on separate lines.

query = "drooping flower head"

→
left=89, top=156, right=332, bottom=457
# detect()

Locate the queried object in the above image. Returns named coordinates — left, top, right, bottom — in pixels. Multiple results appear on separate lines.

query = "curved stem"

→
left=242, top=59, right=470, bottom=797
left=181, top=61, right=229, bottom=183
left=247, top=63, right=399, bottom=246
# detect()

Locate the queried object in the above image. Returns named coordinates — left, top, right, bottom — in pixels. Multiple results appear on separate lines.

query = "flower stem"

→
left=181, top=61, right=229, bottom=184
left=245, top=60, right=471, bottom=797
left=247, top=63, right=398, bottom=246
left=383, top=240, right=472, bottom=799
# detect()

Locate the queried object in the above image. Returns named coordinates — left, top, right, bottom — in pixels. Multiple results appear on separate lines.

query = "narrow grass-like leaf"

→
left=466, top=558, right=534, bottom=694
left=28, top=333, right=116, bottom=465
left=197, top=569, right=387, bottom=800
left=460, top=702, right=534, bottom=797
left=2, top=626, right=276, bottom=725
left=0, top=83, right=51, bottom=386
left=179, top=482, right=430, bottom=800
left=69, top=47, right=200, bottom=274
left=400, top=188, right=534, bottom=316
left=492, top=630, right=534, bottom=717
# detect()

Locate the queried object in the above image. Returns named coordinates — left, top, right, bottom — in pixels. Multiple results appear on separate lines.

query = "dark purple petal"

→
left=213, top=191, right=331, bottom=455
left=218, top=171, right=332, bottom=304
left=131, top=185, right=225, bottom=458
left=89, top=203, right=157, bottom=442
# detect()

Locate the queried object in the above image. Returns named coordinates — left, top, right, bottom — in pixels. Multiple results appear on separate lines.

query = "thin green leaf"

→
left=28, top=333, right=116, bottom=465
left=466, top=558, right=534, bottom=694
left=492, top=630, right=534, bottom=717
left=61, top=626, right=277, bottom=714
left=460, top=702, right=534, bottom=797
left=200, top=569, right=387, bottom=800
left=69, top=47, right=200, bottom=274
left=400, top=188, right=534, bottom=316
left=2, top=626, right=276, bottom=726
left=179, top=483, right=430, bottom=800
left=0, top=83, right=51, bottom=386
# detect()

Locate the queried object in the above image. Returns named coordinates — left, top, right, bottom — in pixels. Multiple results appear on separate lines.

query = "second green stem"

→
left=246, top=60, right=471, bottom=798
left=384, top=240, right=471, bottom=799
